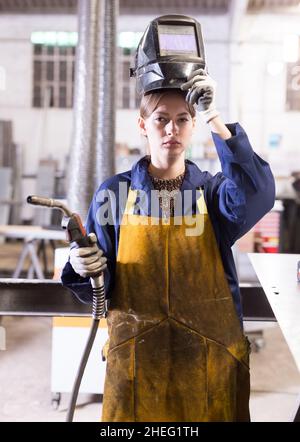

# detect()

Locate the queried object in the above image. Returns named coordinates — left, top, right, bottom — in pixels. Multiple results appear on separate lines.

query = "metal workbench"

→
left=249, top=253, right=300, bottom=422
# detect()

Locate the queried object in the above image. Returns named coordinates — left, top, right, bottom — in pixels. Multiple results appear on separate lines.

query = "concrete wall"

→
left=237, top=13, right=300, bottom=178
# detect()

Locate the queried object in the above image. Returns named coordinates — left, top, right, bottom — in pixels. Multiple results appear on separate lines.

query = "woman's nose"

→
left=166, top=120, right=179, bottom=135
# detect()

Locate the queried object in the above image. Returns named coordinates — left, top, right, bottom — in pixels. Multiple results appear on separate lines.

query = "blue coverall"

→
left=61, top=123, right=275, bottom=324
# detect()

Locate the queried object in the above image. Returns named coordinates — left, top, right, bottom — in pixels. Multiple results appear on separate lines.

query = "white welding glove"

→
left=69, top=232, right=107, bottom=278
left=181, top=69, right=220, bottom=124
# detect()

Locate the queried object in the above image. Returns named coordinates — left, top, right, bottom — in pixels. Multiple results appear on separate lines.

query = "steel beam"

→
left=0, top=279, right=275, bottom=320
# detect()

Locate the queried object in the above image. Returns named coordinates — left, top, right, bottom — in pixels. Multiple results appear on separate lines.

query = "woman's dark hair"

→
left=139, top=89, right=196, bottom=119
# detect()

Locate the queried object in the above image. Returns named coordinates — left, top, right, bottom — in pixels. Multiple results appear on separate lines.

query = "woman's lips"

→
left=163, top=141, right=181, bottom=146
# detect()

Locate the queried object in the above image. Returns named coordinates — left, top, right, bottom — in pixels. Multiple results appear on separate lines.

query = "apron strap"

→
left=196, top=188, right=208, bottom=215
left=124, top=188, right=138, bottom=215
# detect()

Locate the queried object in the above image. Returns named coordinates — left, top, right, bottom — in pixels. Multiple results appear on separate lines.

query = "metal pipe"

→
left=67, top=0, right=118, bottom=221
left=67, top=0, right=101, bottom=220
left=96, top=0, right=118, bottom=184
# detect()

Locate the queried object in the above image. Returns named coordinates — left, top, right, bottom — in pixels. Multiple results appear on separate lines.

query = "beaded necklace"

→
left=147, top=158, right=185, bottom=218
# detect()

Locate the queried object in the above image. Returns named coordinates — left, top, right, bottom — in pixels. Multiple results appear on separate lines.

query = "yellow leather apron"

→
left=102, top=188, right=250, bottom=422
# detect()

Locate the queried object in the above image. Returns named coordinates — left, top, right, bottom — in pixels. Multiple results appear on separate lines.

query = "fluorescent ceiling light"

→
left=31, top=32, right=78, bottom=46
left=118, top=32, right=143, bottom=48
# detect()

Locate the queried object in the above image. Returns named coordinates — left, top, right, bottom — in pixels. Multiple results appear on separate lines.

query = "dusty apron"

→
left=102, top=188, right=250, bottom=422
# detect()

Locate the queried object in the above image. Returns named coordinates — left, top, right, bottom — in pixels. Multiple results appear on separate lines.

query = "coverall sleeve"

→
left=209, top=122, right=275, bottom=245
left=60, top=184, right=116, bottom=304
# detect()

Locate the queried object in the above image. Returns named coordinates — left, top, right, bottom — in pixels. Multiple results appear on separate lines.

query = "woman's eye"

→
left=156, top=117, right=166, bottom=123
left=179, top=118, right=189, bottom=123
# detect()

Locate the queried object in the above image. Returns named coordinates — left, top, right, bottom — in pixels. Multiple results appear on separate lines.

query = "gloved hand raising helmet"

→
left=69, top=232, right=107, bottom=278
left=181, top=69, right=220, bottom=124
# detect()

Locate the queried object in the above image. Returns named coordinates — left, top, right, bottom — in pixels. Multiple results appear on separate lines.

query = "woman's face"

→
left=138, top=93, right=196, bottom=162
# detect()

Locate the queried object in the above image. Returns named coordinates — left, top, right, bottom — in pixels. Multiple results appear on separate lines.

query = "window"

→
left=32, top=32, right=141, bottom=110
left=286, top=38, right=300, bottom=111
left=32, top=43, right=76, bottom=108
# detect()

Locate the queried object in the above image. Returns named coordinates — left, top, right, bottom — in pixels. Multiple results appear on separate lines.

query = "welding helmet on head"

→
left=130, top=14, right=206, bottom=96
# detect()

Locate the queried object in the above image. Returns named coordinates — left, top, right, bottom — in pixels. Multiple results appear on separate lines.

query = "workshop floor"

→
left=0, top=241, right=299, bottom=422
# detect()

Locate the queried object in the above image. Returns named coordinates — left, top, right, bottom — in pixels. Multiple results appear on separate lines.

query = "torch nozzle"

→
left=27, top=195, right=54, bottom=207
left=27, top=195, right=73, bottom=217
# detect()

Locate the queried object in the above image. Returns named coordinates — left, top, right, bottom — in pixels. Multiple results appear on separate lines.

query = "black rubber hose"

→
left=66, top=319, right=100, bottom=422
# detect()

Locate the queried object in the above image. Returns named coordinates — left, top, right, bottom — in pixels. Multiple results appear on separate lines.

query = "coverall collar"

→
left=130, top=155, right=209, bottom=192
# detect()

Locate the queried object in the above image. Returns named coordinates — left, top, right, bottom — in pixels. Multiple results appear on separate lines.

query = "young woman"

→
left=62, top=71, right=275, bottom=422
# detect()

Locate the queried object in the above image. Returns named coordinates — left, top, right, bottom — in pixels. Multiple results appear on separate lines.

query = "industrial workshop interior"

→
left=0, top=0, right=300, bottom=425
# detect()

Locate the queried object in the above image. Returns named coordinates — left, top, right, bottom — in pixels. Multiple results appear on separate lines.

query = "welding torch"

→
left=27, top=195, right=107, bottom=422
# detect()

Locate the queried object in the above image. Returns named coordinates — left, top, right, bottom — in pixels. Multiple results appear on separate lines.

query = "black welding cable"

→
left=66, top=318, right=99, bottom=422
left=26, top=196, right=106, bottom=422
left=66, top=280, right=106, bottom=422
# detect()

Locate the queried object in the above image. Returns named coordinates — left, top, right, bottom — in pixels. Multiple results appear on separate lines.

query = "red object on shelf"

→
left=254, top=211, right=280, bottom=253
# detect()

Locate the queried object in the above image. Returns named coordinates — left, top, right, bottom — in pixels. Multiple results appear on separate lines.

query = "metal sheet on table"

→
left=249, top=253, right=300, bottom=372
